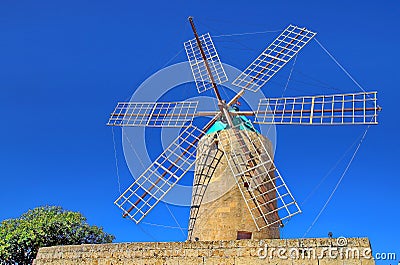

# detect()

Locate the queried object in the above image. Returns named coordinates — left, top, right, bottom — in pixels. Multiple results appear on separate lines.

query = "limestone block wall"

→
left=190, top=130, right=279, bottom=241
left=34, top=237, right=375, bottom=265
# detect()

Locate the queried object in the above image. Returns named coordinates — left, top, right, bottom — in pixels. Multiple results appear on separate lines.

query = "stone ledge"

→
left=34, top=237, right=375, bottom=265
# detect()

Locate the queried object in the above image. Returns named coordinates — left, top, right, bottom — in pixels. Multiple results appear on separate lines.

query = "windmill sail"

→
left=114, top=125, right=204, bottom=223
left=232, top=25, right=316, bottom=92
left=108, top=17, right=381, bottom=238
left=107, top=101, right=198, bottom=127
left=187, top=136, right=224, bottom=240
left=218, top=126, right=301, bottom=230
left=254, top=92, right=379, bottom=125
left=184, top=33, right=228, bottom=93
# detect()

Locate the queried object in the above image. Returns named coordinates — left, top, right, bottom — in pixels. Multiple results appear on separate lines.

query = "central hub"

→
left=218, top=100, right=234, bottom=128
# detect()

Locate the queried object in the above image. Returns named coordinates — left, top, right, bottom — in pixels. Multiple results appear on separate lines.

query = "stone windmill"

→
left=107, top=17, right=380, bottom=241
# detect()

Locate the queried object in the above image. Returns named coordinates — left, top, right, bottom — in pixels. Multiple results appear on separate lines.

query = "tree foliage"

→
left=0, top=206, right=114, bottom=265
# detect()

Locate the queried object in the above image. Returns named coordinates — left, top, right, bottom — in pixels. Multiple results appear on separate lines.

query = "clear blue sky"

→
left=0, top=0, right=399, bottom=263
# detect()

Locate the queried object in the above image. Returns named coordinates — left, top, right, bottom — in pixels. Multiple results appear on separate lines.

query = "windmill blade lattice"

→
left=184, top=33, right=228, bottom=93
left=107, top=101, right=199, bottom=127
left=255, top=92, right=378, bottom=125
left=217, top=126, right=301, bottom=230
left=114, top=125, right=204, bottom=223
left=232, top=25, right=316, bottom=92
left=108, top=17, right=381, bottom=238
left=187, top=136, right=224, bottom=240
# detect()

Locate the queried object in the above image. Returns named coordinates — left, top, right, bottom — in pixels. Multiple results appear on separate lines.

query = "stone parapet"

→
left=34, top=237, right=375, bottom=265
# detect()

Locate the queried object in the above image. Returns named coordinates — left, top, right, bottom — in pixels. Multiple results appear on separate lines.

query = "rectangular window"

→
left=237, top=231, right=252, bottom=240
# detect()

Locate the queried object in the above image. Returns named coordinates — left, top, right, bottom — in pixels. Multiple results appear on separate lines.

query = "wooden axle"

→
left=188, top=16, right=222, bottom=102
left=188, top=17, right=234, bottom=128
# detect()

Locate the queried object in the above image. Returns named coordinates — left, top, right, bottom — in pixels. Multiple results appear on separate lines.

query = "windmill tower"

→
left=107, top=17, right=380, bottom=241
left=188, top=128, right=281, bottom=241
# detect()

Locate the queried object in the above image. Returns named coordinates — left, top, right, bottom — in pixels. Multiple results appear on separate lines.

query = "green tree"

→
left=0, top=206, right=114, bottom=265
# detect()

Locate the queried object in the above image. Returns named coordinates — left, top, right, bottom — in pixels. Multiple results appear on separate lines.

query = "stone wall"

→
left=190, top=130, right=279, bottom=241
left=34, top=237, right=375, bottom=265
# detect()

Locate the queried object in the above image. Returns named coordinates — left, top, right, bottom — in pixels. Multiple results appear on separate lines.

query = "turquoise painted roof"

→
left=206, top=120, right=228, bottom=134
left=206, top=108, right=259, bottom=135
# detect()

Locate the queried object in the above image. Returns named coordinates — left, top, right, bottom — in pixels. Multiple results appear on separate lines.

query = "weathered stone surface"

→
left=34, top=237, right=375, bottom=265
left=190, top=130, right=279, bottom=241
